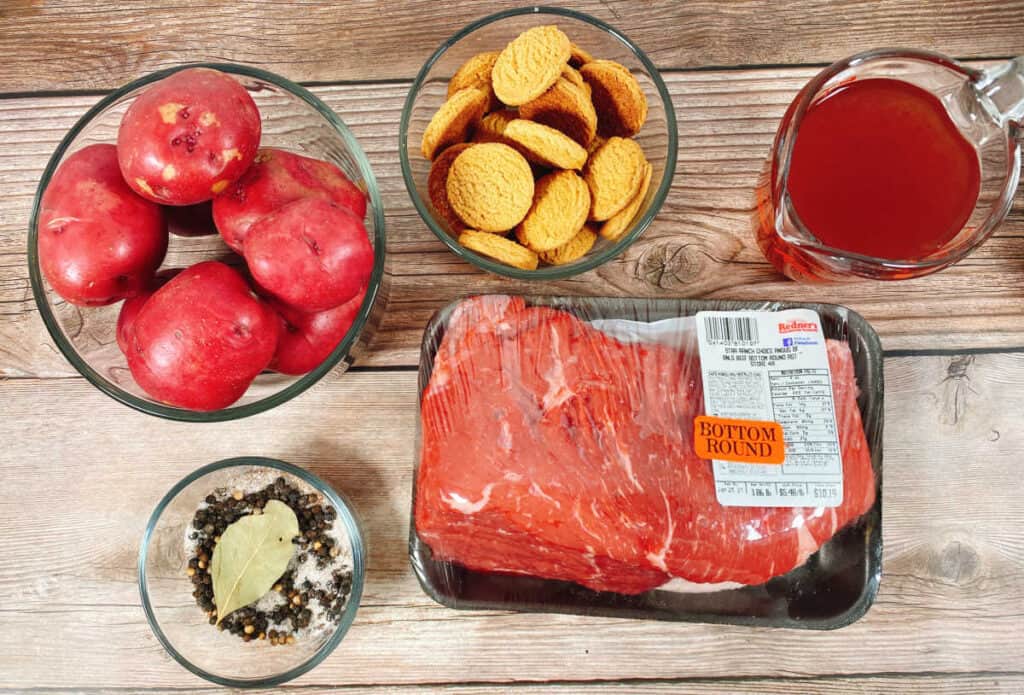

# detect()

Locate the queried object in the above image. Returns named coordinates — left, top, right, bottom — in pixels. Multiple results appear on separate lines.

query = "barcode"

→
left=704, top=315, right=759, bottom=344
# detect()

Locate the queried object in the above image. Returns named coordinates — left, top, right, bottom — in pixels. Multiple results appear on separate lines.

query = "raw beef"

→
left=415, top=296, right=876, bottom=594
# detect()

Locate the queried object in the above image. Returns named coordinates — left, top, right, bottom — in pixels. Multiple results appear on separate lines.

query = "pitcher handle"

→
left=975, top=57, right=1024, bottom=133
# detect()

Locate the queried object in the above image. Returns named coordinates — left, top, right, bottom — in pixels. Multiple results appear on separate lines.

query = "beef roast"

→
left=415, top=296, right=876, bottom=594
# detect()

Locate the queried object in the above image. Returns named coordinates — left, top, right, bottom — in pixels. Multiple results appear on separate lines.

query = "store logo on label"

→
left=778, top=319, right=818, bottom=334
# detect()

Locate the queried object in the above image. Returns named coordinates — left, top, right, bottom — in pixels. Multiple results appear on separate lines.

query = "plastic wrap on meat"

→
left=415, top=296, right=876, bottom=595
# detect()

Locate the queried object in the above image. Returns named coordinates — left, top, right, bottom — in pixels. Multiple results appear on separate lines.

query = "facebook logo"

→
left=782, top=337, right=794, bottom=347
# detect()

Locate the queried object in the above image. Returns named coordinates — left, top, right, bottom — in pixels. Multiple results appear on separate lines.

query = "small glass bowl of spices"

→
left=139, top=457, right=366, bottom=688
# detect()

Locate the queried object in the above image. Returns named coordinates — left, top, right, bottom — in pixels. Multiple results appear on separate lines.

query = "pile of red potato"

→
left=38, top=68, right=374, bottom=411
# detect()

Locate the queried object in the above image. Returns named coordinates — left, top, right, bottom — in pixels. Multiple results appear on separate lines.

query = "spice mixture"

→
left=185, top=473, right=353, bottom=645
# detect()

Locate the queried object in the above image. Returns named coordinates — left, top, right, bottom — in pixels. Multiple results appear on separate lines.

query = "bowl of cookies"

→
left=399, top=7, right=677, bottom=279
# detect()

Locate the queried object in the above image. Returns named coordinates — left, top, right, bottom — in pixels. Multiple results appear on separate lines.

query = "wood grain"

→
left=5, top=4, right=1024, bottom=692
left=2, top=67, right=1023, bottom=378
left=12, top=673, right=1024, bottom=694
left=1, top=354, right=1022, bottom=689
left=1, top=1, right=1023, bottom=93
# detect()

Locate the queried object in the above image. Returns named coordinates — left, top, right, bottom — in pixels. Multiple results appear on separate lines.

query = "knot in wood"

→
left=635, top=242, right=703, bottom=289
left=931, top=539, right=981, bottom=586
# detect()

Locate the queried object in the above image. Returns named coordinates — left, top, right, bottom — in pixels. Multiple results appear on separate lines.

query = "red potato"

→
left=126, top=261, right=281, bottom=411
left=166, top=201, right=217, bottom=236
left=38, top=144, right=167, bottom=306
left=244, top=197, right=373, bottom=313
left=212, top=148, right=367, bottom=252
left=115, top=268, right=181, bottom=355
left=269, top=288, right=366, bottom=375
left=118, top=67, right=261, bottom=206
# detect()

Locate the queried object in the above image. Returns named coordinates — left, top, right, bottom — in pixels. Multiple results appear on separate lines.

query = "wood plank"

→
left=0, top=353, right=1022, bottom=689
left=11, top=673, right=1024, bottom=693
left=1, top=1, right=1023, bottom=93
left=2, top=67, right=1023, bottom=377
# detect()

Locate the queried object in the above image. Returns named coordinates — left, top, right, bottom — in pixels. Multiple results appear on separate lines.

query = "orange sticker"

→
left=694, top=416, right=785, bottom=464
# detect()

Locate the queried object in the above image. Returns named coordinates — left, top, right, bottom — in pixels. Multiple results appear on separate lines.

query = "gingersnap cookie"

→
left=583, top=136, right=646, bottom=221
left=421, top=87, right=489, bottom=160
left=491, top=25, right=571, bottom=106
left=515, top=170, right=590, bottom=252
left=600, top=161, right=652, bottom=241
left=519, top=77, right=598, bottom=147
left=561, top=64, right=587, bottom=91
left=446, top=143, right=534, bottom=232
left=539, top=223, right=598, bottom=265
left=471, top=111, right=545, bottom=174
left=448, top=51, right=501, bottom=111
left=569, top=42, right=594, bottom=68
left=472, top=109, right=518, bottom=146
left=459, top=230, right=539, bottom=270
left=580, top=59, right=648, bottom=137
left=427, top=142, right=473, bottom=233
left=504, top=119, right=588, bottom=170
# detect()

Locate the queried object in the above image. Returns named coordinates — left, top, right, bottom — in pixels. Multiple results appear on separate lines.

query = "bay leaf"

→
left=211, top=499, right=299, bottom=624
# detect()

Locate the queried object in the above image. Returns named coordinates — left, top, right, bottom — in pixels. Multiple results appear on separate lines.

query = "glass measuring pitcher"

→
left=756, top=49, right=1023, bottom=282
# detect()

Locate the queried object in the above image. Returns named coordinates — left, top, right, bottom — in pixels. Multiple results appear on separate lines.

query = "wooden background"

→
left=1, top=1, right=1023, bottom=693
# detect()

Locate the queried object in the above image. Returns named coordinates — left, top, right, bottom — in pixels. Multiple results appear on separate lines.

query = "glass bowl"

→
left=399, top=7, right=677, bottom=280
left=139, top=457, right=366, bottom=688
left=28, top=63, right=388, bottom=422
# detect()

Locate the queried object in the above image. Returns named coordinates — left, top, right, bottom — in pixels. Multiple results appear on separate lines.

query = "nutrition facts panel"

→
left=697, top=309, right=845, bottom=508
left=768, top=368, right=841, bottom=470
